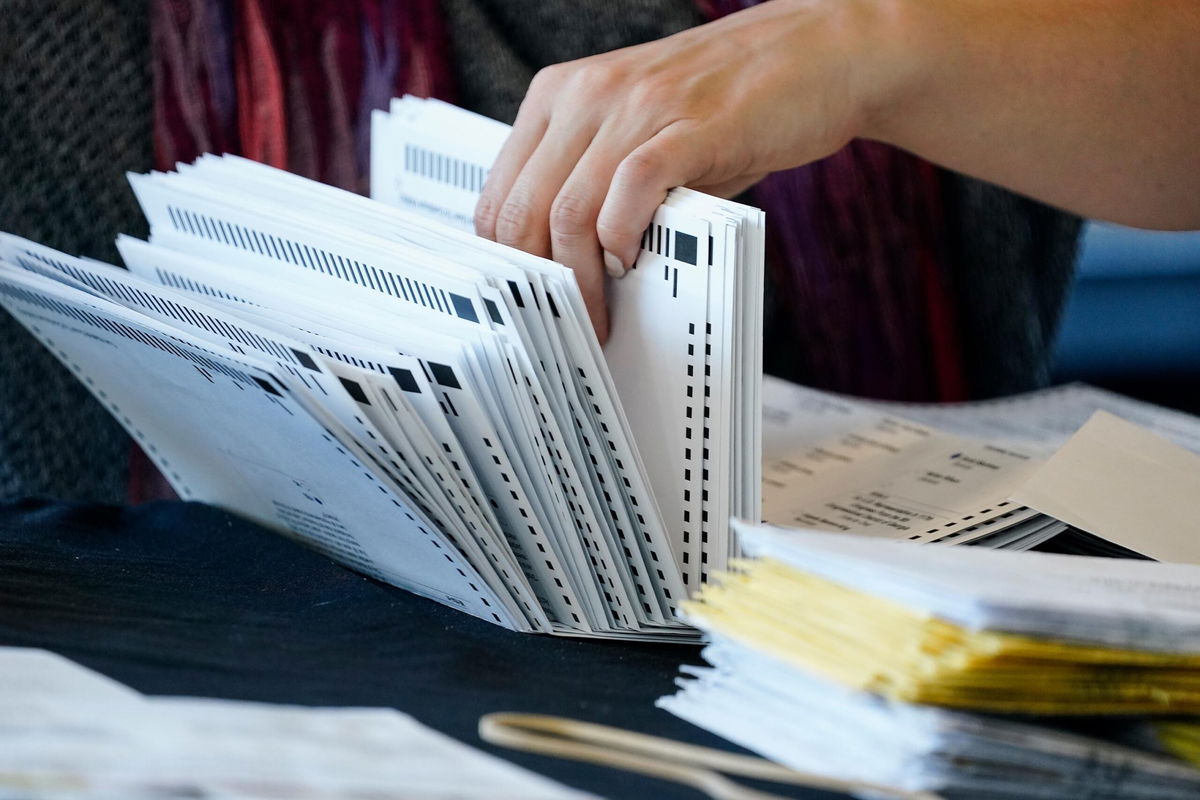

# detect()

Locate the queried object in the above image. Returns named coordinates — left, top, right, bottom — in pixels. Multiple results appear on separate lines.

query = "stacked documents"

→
left=759, top=377, right=1066, bottom=550
left=0, top=100, right=762, bottom=640
left=660, top=522, right=1200, bottom=799
left=760, top=376, right=1200, bottom=559
left=373, top=97, right=765, bottom=592
left=1, top=647, right=587, bottom=799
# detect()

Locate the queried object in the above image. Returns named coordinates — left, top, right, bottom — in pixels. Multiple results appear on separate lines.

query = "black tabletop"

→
left=0, top=498, right=835, bottom=799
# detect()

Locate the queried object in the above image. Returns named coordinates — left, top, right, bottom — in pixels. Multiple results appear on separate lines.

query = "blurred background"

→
left=1053, top=223, right=1200, bottom=414
left=1, top=0, right=1197, bottom=504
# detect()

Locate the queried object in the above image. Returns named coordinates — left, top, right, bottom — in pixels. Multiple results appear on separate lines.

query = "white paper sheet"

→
left=0, top=647, right=591, bottom=800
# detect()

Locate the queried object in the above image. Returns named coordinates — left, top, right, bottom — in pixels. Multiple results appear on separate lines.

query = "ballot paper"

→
left=658, top=523, right=1200, bottom=799
left=372, top=96, right=764, bottom=590
left=858, top=380, right=1200, bottom=454
left=761, top=376, right=1200, bottom=555
left=0, top=646, right=590, bottom=800
left=663, top=638, right=1200, bottom=800
left=0, top=97, right=763, bottom=639
left=730, top=521, right=1200, bottom=652
left=759, top=376, right=1058, bottom=549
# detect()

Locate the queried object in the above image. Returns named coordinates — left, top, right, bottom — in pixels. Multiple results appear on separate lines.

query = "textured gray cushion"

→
left=0, top=0, right=151, bottom=502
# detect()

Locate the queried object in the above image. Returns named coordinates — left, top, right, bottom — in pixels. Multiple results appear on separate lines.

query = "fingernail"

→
left=603, top=251, right=627, bottom=279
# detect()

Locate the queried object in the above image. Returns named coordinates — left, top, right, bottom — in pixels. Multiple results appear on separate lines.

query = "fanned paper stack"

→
left=372, top=97, right=766, bottom=592
left=659, top=521, right=1200, bottom=798
left=0, top=98, right=762, bottom=640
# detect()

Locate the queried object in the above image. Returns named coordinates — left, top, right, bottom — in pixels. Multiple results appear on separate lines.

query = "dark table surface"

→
left=0, top=498, right=835, bottom=800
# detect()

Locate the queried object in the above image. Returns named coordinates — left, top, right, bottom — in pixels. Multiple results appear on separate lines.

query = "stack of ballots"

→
left=0, top=98, right=762, bottom=640
left=372, top=97, right=766, bottom=593
left=659, top=521, right=1200, bottom=799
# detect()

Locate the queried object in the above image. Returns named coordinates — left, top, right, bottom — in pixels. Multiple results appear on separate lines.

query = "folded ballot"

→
left=0, top=99, right=762, bottom=640
left=660, top=522, right=1200, bottom=799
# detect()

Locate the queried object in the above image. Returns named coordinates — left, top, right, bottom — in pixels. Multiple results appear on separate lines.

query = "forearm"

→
left=864, top=0, right=1200, bottom=230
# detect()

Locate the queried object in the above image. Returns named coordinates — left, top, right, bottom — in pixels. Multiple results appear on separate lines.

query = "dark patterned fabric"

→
left=943, top=179, right=1083, bottom=398
left=0, top=0, right=151, bottom=502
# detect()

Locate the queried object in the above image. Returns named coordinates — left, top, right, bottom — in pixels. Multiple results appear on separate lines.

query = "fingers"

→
left=474, top=66, right=721, bottom=344
left=474, top=72, right=554, bottom=241
left=491, top=114, right=597, bottom=259
left=547, top=130, right=637, bottom=344
left=597, top=122, right=710, bottom=271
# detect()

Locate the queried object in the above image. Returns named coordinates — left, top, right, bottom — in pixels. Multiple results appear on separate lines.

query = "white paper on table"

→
left=0, top=646, right=591, bottom=800
left=659, top=638, right=1200, bottom=799
left=760, top=381, right=1043, bottom=542
left=0, top=648, right=140, bottom=713
left=859, top=381, right=1200, bottom=454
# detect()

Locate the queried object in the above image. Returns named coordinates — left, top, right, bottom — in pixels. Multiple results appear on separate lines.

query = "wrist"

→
left=847, top=0, right=941, bottom=145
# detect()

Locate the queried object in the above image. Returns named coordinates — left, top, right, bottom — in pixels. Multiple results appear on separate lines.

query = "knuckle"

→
left=548, top=192, right=595, bottom=239
left=529, top=64, right=566, bottom=94
left=627, top=79, right=669, bottom=110
left=571, top=61, right=624, bottom=95
left=616, top=146, right=664, bottom=185
left=494, top=193, right=537, bottom=245
left=473, top=193, right=501, bottom=236
left=595, top=215, right=635, bottom=249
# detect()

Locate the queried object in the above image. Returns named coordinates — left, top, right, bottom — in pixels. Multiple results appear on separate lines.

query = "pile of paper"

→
left=0, top=646, right=587, bottom=799
left=660, top=521, right=1200, bottom=799
left=372, top=97, right=765, bottom=592
left=858, top=380, right=1200, bottom=454
left=759, top=378, right=1067, bottom=550
left=0, top=100, right=762, bottom=640
left=761, top=376, right=1200, bottom=561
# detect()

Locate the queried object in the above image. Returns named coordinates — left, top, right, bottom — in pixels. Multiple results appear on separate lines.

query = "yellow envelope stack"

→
left=686, top=557, right=1200, bottom=717
left=660, top=523, right=1200, bottom=797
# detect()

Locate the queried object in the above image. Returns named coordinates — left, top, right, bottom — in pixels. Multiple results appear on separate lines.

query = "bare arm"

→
left=875, top=0, right=1200, bottom=232
left=474, top=0, right=1200, bottom=339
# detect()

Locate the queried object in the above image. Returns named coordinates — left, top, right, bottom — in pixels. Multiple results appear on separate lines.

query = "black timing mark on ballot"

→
left=389, top=367, right=421, bottom=393
left=674, top=232, right=698, bottom=265
left=338, top=377, right=371, bottom=405
left=429, top=362, right=461, bottom=389
left=253, top=376, right=282, bottom=396
left=291, top=348, right=320, bottom=371
left=403, top=142, right=489, bottom=193
left=506, top=280, right=525, bottom=308
left=484, top=298, right=504, bottom=325
left=640, top=225, right=698, bottom=267
left=450, top=293, right=478, bottom=323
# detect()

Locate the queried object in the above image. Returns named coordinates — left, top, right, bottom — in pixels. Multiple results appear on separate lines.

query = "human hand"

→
left=474, top=0, right=905, bottom=341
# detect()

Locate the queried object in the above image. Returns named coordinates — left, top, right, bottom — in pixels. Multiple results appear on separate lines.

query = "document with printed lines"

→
left=0, top=98, right=763, bottom=640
